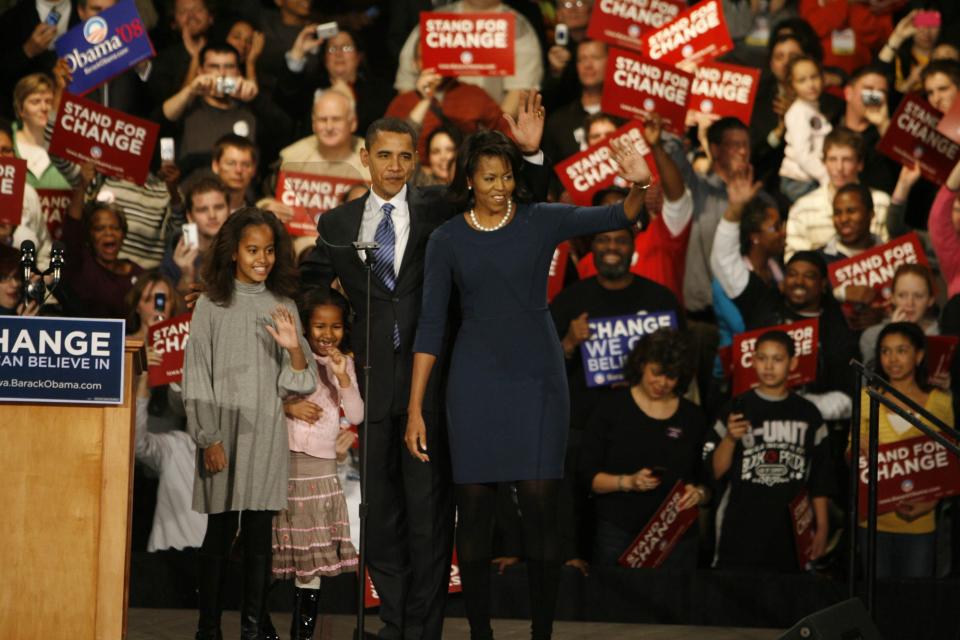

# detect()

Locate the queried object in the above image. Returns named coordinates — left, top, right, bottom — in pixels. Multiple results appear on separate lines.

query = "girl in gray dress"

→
left=183, top=208, right=317, bottom=640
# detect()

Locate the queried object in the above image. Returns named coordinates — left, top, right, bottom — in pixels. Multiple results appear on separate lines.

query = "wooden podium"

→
left=0, top=340, right=143, bottom=640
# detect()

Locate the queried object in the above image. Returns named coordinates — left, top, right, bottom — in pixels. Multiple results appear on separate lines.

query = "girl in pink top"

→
left=271, top=286, right=362, bottom=640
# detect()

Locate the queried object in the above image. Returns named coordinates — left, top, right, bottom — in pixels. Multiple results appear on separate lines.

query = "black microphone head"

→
left=51, top=240, right=65, bottom=254
left=20, top=239, right=36, bottom=255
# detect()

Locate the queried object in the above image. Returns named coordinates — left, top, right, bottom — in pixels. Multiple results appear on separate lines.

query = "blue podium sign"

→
left=580, top=311, right=678, bottom=388
left=55, top=0, right=155, bottom=96
left=0, top=316, right=126, bottom=404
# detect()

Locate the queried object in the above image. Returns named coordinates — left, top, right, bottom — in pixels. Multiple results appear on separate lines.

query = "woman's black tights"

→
left=456, top=480, right=561, bottom=640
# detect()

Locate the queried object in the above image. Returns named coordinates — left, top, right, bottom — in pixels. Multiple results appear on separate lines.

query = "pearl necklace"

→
left=469, top=199, right=513, bottom=232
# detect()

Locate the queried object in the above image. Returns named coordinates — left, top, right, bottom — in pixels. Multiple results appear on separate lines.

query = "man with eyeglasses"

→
left=162, top=42, right=259, bottom=175
left=256, top=89, right=369, bottom=251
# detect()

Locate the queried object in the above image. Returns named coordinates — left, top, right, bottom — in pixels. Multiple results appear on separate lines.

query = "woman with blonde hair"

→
left=12, top=73, right=70, bottom=193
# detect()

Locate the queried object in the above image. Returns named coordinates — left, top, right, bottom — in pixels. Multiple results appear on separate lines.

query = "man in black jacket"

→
left=300, top=99, right=547, bottom=640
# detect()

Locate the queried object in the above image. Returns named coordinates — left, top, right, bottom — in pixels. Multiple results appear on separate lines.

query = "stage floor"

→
left=127, top=608, right=783, bottom=639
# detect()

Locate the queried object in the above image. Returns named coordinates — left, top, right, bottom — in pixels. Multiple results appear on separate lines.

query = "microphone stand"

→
left=313, top=230, right=379, bottom=639
left=353, top=240, right=378, bottom=640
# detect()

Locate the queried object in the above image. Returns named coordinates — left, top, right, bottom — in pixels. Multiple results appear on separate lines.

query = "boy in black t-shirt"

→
left=704, top=331, right=834, bottom=572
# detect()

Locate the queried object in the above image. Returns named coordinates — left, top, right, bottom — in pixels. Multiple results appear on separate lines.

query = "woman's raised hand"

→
left=609, top=137, right=652, bottom=186
left=503, top=90, right=545, bottom=155
left=266, top=305, right=302, bottom=350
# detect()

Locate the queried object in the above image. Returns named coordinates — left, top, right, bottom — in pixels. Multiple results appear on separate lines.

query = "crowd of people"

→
left=2, top=0, right=960, bottom=639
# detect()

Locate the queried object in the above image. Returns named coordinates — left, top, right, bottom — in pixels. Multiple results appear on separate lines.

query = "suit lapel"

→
left=335, top=194, right=369, bottom=273
left=396, top=184, right=422, bottom=285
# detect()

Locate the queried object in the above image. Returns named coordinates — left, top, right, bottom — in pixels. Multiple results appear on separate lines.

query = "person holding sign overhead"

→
left=407, top=125, right=652, bottom=640
left=393, top=0, right=544, bottom=118
left=579, top=329, right=708, bottom=568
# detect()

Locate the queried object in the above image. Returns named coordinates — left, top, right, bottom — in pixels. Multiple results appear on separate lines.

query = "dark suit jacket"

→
left=301, top=185, right=453, bottom=423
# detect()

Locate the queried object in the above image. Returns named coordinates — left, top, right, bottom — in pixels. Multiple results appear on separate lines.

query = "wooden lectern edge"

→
left=96, top=343, right=141, bottom=639
left=126, top=338, right=146, bottom=376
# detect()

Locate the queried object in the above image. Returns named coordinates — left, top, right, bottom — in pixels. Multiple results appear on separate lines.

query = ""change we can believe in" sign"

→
left=0, top=317, right=125, bottom=404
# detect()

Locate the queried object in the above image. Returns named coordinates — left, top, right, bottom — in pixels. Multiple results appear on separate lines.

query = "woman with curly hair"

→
left=182, top=207, right=318, bottom=640
left=579, top=329, right=709, bottom=568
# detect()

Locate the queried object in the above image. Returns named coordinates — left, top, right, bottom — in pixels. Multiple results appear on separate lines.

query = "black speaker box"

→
left=778, top=598, right=883, bottom=640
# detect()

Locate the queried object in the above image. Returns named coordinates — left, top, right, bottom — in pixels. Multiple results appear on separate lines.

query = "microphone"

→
left=49, top=240, right=65, bottom=288
left=19, top=239, right=36, bottom=284
left=352, top=241, right=380, bottom=251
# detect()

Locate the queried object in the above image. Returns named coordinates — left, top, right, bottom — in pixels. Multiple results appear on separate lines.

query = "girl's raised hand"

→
left=266, top=305, right=301, bottom=350
left=328, top=347, right=348, bottom=376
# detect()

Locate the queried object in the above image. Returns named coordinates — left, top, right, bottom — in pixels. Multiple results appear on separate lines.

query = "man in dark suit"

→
left=301, top=98, right=547, bottom=639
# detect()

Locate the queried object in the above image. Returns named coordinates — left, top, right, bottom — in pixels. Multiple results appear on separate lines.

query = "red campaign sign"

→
left=48, top=92, right=159, bottom=185
left=0, top=157, right=27, bottom=226
left=420, top=13, right=515, bottom=77
left=619, top=480, right=698, bottom=568
left=927, top=335, right=959, bottom=379
left=147, top=312, right=191, bottom=387
left=365, top=550, right=461, bottom=608
left=827, top=232, right=929, bottom=324
left=935, top=96, right=960, bottom=144
left=553, top=120, right=660, bottom=206
left=731, top=317, right=819, bottom=396
left=857, top=434, right=960, bottom=516
left=641, top=0, right=733, bottom=67
left=36, top=188, right=72, bottom=241
left=789, top=489, right=817, bottom=570
left=602, top=48, right=693, bottom=134
left=877, top=94, right=960, bottom=185
left=547, top=241, right=571, bottom=302
left=275, top=170, right=363, bottom=237
left=586, top=0, right=686, bottom=52
left=688, top=61, right=760, bottom=125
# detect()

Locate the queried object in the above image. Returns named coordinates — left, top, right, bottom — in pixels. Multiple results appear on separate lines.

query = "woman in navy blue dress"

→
left=406, top=129, right=652, bottom=639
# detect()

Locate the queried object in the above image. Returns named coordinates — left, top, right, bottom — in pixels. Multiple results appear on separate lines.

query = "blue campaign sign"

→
left=55, top=0, right=155, bottom=96
left=0, top=316, right=126, bottom=404
left=580, top=311, right=678, bottom=388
